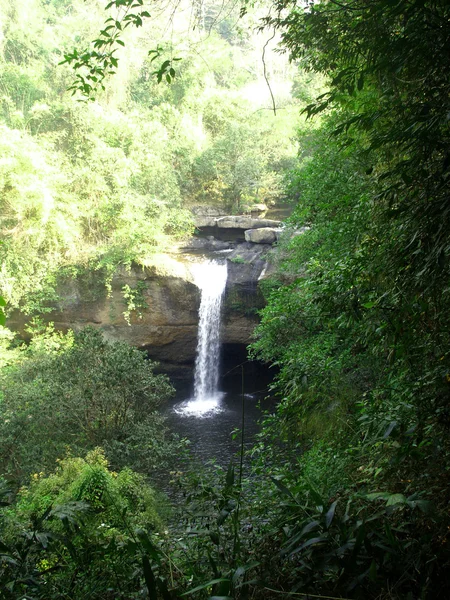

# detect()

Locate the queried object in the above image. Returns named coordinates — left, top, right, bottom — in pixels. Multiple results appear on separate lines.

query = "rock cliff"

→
left=8, top=209, right=297, bottom=375
left=8, top=250, right=266, bottom=375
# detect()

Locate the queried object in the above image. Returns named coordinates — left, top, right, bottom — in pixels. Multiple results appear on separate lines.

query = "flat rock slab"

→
left=193, top=214, right=281, bottom=230
left=216, top=216, right=281, bottom=229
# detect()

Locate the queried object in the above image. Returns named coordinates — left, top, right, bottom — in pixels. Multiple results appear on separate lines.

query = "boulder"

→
left=191, top=205, right=227, bottom=217
left=249, top=203, right=268, bottom=217
left=178, top=237, right=233, bottom=252
left=191, top=206, right=227, bottom=228
left=245, top=227, right=279, bottom=244
left=194, top=215, right=218, bottom=227
left=249, top=203, right=268, bottom=213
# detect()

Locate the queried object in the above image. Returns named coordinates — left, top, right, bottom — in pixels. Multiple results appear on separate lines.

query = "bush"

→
left=1, top=449, right=167, bottom=599
left=0, top=327, right=177, bottom=481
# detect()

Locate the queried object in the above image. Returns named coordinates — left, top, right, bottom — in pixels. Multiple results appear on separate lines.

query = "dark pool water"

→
left=163, top=364, right=275, bottom=468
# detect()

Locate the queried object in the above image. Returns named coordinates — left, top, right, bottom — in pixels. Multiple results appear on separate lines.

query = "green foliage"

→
left=265, top=475, right=440, bottom=598
left=0, top=449, right=169, bottom=599
left=60, top=1, right=183, bottom=100
left=247, top=1, right=450, bottom=596
left=272, top=0, right=450, bottom=304
left=122, top=280, right=148, bottom=324
left=168, top=463, right=260, bottom=599
left=15, top=448, right=161, bottom=532
left=9, top=0, right=450, bottom=597
left=0, top=296, right=6, bottom=327
left=0, top=0, right=299, bottom=314
left=0, top=326, right=177, bottom=480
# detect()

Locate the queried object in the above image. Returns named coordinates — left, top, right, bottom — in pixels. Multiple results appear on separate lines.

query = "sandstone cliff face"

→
left=9, top=251, right=265, bottom=374
left=8, top=204, right=295, bottom=373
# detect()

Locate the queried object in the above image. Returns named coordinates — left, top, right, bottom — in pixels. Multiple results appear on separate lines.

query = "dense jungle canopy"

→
left=1, top=0, right=450, bottom=598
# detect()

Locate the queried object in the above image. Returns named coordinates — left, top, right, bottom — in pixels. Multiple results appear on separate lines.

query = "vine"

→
left=122, top=281, right=148, bottom=325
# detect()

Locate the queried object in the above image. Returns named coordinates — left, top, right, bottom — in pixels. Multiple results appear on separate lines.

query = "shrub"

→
left=0, top=327, right=177, bottom=480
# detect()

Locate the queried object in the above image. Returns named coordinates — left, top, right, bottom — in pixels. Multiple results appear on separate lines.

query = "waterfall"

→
left=175, top=259, right=227, bottom=416
left=193, top=260, right=227, bottom=401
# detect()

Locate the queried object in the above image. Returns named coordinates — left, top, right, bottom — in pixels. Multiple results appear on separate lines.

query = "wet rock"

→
left=179, top=237, right=233, bottom=252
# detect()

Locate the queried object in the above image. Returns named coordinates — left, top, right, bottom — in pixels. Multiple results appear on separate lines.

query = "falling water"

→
left=193, top=260, right=228, bottom=402
left=175, top=259, right=227, bottom=416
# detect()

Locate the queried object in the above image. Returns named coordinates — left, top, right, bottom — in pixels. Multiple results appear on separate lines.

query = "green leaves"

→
left=148, top=47, right=181, bottom=84
left=0, top=327, right=176, bottom=478
left=61, top=0, right=154, bottom=100
left=61, top=3, right=184, bottom=100
left=0, top=296, right=6, bottom=327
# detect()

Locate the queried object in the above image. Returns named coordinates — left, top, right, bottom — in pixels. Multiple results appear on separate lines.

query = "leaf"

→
left=300, top=519, right=321, bottom=537
left=406, top=497, right=432, bottom=514
left=35, top=532, right=50, bottom=548
left=142, top=555, right=157, bottom=599
left=369, top=559, right=377, bottom=581
left=217, top=507, right=232, bottom=526
left=383, top=421, right=397, bottom=438
left=180, top=579, right=230, bottom=596
left=281, top=520, right=319, bottom=555
left=357, top=72, right=364, bottom=91
left=325, top=500, right=338, bottom=528
left=289, top=536, right=326, bottom=556
left=225, top=463, right=235, bottom=488
left=386, top=493, right=406, bottom=506
left=232, top=561, right=259, bottom=583
left=207, top=549, right=219, bottom=577
left=136, top=529, right=160, bottom=562
left=270, top=477, right=297, bottom=502
left=209, top=532, right=220, bottom=546
left=366, top=492, right=391, bottom=501
left=307, top=484, right=324, bottom=509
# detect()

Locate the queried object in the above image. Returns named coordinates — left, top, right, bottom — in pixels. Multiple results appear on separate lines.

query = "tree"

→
left=0, top=327, right=176, bottom=480
left=248, top=1, right=450, bottom=596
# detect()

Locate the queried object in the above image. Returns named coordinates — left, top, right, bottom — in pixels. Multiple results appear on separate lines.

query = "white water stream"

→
left=175, top=260, right=228, bottom=416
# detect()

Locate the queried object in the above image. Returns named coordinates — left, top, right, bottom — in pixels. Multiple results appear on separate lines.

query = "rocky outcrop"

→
left=249, top=203, right=268, bottom=217
left=9, top=203, right=299, bottom=374
left=193, top=213, right=282, bottom=243
left=8, top=250, right=267, bottom=375
left=192, top=208, right=281, bottom=234
left=179, top=237, right=233, bottom=252
left=191, top=206, right=227, bottom=228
